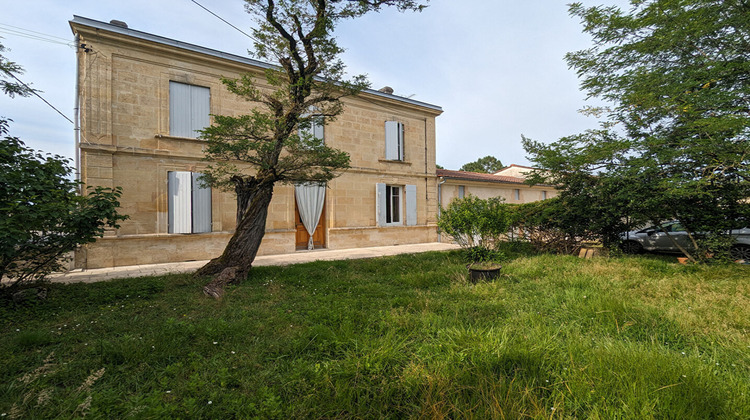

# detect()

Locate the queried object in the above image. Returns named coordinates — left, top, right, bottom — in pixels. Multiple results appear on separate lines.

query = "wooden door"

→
left=295, top=201, right=326, bottom=250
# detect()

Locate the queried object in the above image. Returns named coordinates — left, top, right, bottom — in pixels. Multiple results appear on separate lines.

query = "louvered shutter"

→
left=405, top=184, right=417, bottom=226
left=376, top=183, right=386, bottom=227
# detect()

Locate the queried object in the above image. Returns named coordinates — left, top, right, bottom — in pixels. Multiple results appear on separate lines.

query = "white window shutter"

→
left=169, top=82, right=210, bottom=138
left=376, top=183, right=386, bottom=227
left=385, top=121, right=399, bottom=160
left=190, top=85, right=210, bottom=137
left=313, top=118, right=325, bottom=142
left=169, top=82, right=192, bottom=138
left=191, top=173, right=212, bottom=233
left=168, top=171, right=192, bottom=233
left=405, top=184, right=417, bottom=226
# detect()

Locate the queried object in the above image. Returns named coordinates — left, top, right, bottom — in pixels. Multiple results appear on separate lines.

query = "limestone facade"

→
left=70, top=16, right=442, bottom=269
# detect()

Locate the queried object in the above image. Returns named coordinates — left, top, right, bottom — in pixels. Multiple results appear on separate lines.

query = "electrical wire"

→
left=0, top=23, right=74, bottom=47
left=6, top=71, right=74, bottom=124
left=189, top=0, right=258, bottom=42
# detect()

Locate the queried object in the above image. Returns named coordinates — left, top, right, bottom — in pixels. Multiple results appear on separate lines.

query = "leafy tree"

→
left=0, top=125, right=127, bottom=290
left=0, top=42, right=35, bottom=98
left=524, top=0, right=750, bottom=262
left=0, top=41, right=127, bottom=291
left=196, top=0, right=429, bottom=295
left=459, top=155, right=503, bottom=173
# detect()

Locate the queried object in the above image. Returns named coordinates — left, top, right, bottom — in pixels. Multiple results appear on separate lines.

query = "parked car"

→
left=619, top=221, right=750, bottom=260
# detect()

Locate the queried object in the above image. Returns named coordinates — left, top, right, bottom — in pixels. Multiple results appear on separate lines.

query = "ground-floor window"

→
left=376, top=183, right=417, bottom=227
left=168, top=171, right=212, bottom=234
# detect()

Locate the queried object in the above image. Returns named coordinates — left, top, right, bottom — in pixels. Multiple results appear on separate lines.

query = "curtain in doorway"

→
left=294, top=182, right=326, bottom=250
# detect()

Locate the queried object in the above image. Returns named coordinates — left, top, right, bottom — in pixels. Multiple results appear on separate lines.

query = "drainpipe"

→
left=437, top=177, right=447, bottom=242
left=73, top=33, right=81, bottom=188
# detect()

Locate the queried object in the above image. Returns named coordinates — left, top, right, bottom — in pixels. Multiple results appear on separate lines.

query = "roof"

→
left=437, top=169, right=527, bottom=185
left=69, top=15, right=443, bottom=113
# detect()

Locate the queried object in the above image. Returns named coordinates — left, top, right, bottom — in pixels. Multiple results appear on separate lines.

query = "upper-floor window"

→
left=514, top=189, right=521, bottom=201
left=542, top=190, right=547, bottom=200
left=458, top=185, right=465, bottom=199
left=384, top=121, right=404, bottom=161
left=299, top=115, right=325, bottom=143
left=169, top=81, right=210, bottom=138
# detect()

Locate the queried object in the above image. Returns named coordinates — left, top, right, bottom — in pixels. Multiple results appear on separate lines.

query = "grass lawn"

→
left=1, top=248, right=749, bottom=419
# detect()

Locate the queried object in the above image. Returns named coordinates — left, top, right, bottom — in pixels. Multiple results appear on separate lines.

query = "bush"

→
left=438, top=196, right=512, bottom=262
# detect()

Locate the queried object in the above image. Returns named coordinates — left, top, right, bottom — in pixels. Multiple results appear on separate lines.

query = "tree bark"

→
left=196, top=181, right=275, bottom=297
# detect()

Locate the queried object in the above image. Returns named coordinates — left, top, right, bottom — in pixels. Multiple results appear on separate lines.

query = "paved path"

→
left=49, top=242, right=460, bottom=284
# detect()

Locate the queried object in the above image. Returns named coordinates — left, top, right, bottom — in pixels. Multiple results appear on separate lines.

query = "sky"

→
left=0, top=0, right=623, bottom=170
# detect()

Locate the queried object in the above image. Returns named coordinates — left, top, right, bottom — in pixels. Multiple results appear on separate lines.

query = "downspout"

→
left=437, top=177, right=447, bottom=242
left=73, top=33, right=81, bottom=187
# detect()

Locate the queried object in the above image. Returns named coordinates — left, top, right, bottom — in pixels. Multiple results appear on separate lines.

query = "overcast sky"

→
left=0, top=0, right=622, bottom=170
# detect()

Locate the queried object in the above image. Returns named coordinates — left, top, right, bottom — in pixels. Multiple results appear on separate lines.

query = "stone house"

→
left=70, top=16, right=443, bottom=269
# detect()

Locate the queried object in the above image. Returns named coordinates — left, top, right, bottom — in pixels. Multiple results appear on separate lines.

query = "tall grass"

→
left=1, top=250, right=748, bottom=418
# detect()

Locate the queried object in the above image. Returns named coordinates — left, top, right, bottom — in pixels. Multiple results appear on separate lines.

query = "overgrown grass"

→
left=1, top=249, right=748, bottom=418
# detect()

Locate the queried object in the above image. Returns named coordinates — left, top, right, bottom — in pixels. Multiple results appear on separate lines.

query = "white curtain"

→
left=295, top=182, right=326, bottom=250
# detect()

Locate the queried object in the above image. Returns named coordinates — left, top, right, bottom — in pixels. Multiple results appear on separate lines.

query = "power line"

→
left=6, top=72, right=74, bottom=124
left=0, top=23, right=74, bottom=47
left=189, top=0, right=258, bottom=42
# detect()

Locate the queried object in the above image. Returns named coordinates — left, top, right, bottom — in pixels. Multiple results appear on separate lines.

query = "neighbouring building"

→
left=437, top=165, right=557, bottom=208
left=70, top=16, right=443, bottom=269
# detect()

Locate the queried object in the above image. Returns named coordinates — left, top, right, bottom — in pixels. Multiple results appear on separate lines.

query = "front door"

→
left=295, top=200, right=326, bottom=250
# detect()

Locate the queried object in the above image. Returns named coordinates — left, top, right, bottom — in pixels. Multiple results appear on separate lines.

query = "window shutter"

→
left=385, top=121, right=399, bottom=160
left=168, top=171, right=192, bottom=233
left=405, top=184, right=417, bottom=226
left=313, top=118, right=325, bottom=142
left=398, top=122, right=404, bottom=161
left=190, top=85, right=210, bottom=137
left=191, top=173, right=212, bottom=233
left=169, top=82, right=209, bottom=138
left=169, top=82, right=192, bottom=138
left=376, top=183, right=386, bottom=227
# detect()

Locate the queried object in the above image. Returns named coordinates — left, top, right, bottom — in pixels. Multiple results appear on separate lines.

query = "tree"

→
left=0, top=42, right=127, bottom=291
left=195, top=0, right=429, bottom=295
left=459, top=155, right=503, bottom=173
left=0, top=125, right=128, bottom=290
left=524, top=0, right=750, bottom=262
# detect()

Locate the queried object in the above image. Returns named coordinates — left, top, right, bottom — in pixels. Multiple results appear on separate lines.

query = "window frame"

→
left=169, top=81, right=210, bottom=139
left=385, top=185, right=402, bottom=225
left=168, top=171, right=212, bottom=234
left=384, top=120, right=404, bottom=161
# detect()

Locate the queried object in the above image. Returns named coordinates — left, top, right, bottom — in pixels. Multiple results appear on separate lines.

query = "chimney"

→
left=109, top=20, right=129, bottom=28
left=378, top=86, right=394, bottom=95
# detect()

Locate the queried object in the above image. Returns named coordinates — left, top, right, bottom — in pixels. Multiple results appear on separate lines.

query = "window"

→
left=514, top=189, right=520, bottom=201
left=169, top=81, right=210, bottom=138
left=299, top=115, right=325, bottom=143
left=168, top=171, right=212, bottom=233
left=458, top=185, right=465, bottom=199
left=384, top=121, right=404, bottom=161
left=386, top=185, right=401, bottom=224
left=376, top=183, right=417, bottom=227
left=542, top=190, right=547, bottom=200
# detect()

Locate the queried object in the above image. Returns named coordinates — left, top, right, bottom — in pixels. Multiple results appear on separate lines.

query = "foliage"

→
left=458, top=155, right=503, bottom=173
left=509, top=198, right=591, bottom=254
left=524, top=0, right=750, bottom=263
left=0, top=42, right=35, bottom=98
left=437, top=196, right=513, bottom=259
left=0, top=132, right=127, bottom=289
left=1, top=251, right=749, bottom=418
left=196, top=0, right=430, bottom=283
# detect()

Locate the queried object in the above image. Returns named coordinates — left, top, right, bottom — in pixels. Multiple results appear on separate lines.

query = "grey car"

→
left=619, top=221, right=750, bottom=260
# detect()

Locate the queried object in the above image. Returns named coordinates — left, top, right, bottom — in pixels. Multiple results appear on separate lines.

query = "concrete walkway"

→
left=49, top=242, right=460, bottom=284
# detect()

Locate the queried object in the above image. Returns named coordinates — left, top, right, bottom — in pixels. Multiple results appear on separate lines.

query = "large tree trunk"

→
left=197, top=181, right=275, bottom=298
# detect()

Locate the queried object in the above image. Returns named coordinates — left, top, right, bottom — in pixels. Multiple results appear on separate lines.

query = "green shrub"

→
left=438, top=196, right=513, bottom=262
